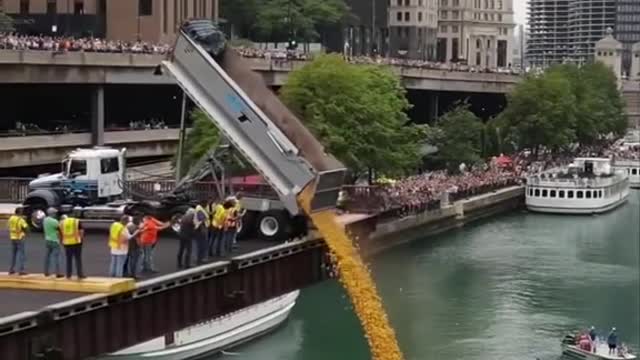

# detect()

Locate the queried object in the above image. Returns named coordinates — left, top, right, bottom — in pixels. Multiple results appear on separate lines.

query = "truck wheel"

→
left=237, top=211, right=257, bottom=240
left=256, top=210, right=290, bottom=242
left=24, top=200, right=47, bottom=232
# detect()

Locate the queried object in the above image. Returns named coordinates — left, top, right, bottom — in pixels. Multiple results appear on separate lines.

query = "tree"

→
left=432, top=104, right=484, bottom=171
left=0, top=12, right=14, bottom=33
left=499, top=63, right=627, bottom=155
left=173, top=109, right=221, bottom=176
left=498, top=70, right=578, bottom=155
left=280, top=54, right=424, bottom=179
left=220, top=0, right=262, bottom=40
left=557, top=62, right=627, bottom=146
left=254, top=0, right=349, bottom=43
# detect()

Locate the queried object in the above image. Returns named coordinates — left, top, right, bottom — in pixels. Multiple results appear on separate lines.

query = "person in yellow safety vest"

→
left=206, top=200, right=223, bottom=257
left=211, top=200, right=227, bottom=257
left=221, top=198, right=239, bottom=255
left=7, top=207, right=28, bottom=275
left=193, top=200, right=210, bottom=265
left=231, top=193, right=246, bottom=249
left=59, top=214, right=85, bottom=279
left=109, top=215, right=140, bottom=278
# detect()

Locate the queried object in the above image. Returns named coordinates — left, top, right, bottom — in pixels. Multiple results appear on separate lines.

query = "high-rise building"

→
left=437, top=0, right=515, bottom=67
left=568, top=0, right=616, bottom=65
left=387, top=0, right=438, bottom=60
left=526, top=0, right=634, bottom=67
left=3, top=0, right=218, bottom=43
left=526, top=0, right=570, bottom=66
left=615, top=0, right=640, bottom=75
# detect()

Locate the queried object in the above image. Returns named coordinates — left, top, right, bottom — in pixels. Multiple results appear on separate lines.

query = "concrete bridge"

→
left=0, top=129, right=178, bottom=169
left=0, top=50, right=521, bottom=93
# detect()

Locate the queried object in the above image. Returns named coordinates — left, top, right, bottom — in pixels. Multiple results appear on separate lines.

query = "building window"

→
left=452, top=10, right=459, bottom=19
left=585, top=191, right=591, bottom=199
left=19, top=0, right=29, bottom=14
left=542, top=189, right=548, bottom=197
left=559, top=190, right=565, bottom=198
left=498, top=13, right=502, bottom=22
left=139, top=0, right=152, bottom=16
left=441, top=0, right=448, bottom=6
left=490, top=0, right=494, bottom=8
left=419, top=0, right=423, bottom=5
left=397, top=11, right=402, bottom=21
left=452, top=25, right=458, bottom=32
left=568, top=191, right=574, bottom=198
left=483, top=13, right=488, bottom=20
left=453, top=0, right=459, bottom=6
left=404, top=12, right=409, bottom=21
left=418, top=12, right=423, bottom=21
left=534, top=189, right=540, bottom=197
left=484, top=0, right=488, bottom=8
left=46, top=0, right=56, bottom=14
left=577, top=191, right=583, bottom=199
left=550, top=190, right=556, bottom=197
left=404, top=0, right=409, bottom=5
left=397, top=0, right=402, bottom=5
left=440, top=25, right=447, bottom=33
left=440, top=10, right=447, bottom=19
left=498, top=0, right=502, bottom=9
left=74, top=0, right=84, bottom=14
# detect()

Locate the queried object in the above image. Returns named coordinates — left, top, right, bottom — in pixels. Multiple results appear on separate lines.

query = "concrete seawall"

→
left=346, top=186, right=526, bottom=258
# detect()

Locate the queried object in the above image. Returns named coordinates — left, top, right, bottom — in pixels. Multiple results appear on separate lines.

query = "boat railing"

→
left=614, top=159, right=640, bottom=167
left=527, top=173, right=627, bottom=188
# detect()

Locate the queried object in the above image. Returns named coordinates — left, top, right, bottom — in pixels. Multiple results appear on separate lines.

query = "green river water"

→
left=216, top=190, right=640, bottom=360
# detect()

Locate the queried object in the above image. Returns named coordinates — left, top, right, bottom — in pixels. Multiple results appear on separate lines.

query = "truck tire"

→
left=237, top=211, right=257, bottom=240
left=256, top=210, right=290, bottom=242
left=23, top=199, right=48, bottom=232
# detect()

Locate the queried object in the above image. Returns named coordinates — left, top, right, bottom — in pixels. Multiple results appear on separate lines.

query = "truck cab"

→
left=24, top=147, right=126, bottom=227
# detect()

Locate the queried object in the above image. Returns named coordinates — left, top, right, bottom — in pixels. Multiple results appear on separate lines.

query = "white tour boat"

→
left=98, top=290, right=299, bottom=360
left=613, top=159, right=640, bottom=189
left=526, top=158, right=630, bottom=214
left=562, top=334, right=636, bottom=360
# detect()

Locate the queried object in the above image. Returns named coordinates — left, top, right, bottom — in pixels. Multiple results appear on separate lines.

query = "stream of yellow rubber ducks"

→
left=310, top=210, right=404, bottom=360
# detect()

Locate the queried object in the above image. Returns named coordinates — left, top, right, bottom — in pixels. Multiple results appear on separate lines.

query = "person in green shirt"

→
left=43, top=208, right=63, bottom=277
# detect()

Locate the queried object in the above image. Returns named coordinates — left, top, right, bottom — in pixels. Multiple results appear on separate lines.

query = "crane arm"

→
left=162, top=20, right=346, bottom=215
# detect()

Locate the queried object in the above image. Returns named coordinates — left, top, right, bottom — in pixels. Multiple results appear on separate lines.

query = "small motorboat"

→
left=97, top=290, right=300, bottom=360
left=562, top=333, right=637, bottom=360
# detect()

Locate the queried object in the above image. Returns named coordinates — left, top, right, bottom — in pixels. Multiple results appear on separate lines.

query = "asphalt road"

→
left=0, top=224, right=275, bottom=317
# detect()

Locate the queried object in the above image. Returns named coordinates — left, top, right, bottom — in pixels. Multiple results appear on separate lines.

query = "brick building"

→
left=2, top=0, right=218, bottom=43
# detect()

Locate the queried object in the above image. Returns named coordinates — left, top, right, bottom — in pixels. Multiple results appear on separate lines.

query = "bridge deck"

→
left=0, top=227, right=275, bottom=317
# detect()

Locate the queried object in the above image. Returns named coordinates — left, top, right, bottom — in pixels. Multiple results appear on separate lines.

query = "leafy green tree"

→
left=173, top=109, right=220, bottom=176
left=432, top=104, right=484, bottom=171
left=0, top=12, right=14, bottom=33
left=254, top=0, right=349, bottom=43
left=498, top=70, right=578, bottom=155
left=280, top=54, right=424, bottom=179
left=220, top=0, right=262, bottom=39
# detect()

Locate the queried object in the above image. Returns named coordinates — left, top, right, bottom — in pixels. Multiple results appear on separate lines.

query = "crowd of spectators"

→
left=344, top=159, right=524, bottom=218
left=0, top=33, right=521, bottom=75
left=0, top=33, right=172, bottom=54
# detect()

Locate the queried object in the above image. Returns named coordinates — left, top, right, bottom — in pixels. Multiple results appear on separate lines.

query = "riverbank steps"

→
left=310, top=210, right=403, bottom=360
